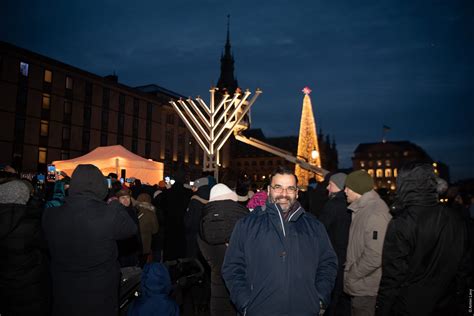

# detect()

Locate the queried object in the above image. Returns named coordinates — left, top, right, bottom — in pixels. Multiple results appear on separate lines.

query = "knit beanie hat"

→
left=0, top=180, right=30, bottom=205
left=345, top=170, right=373, bottom=195
left=209, top=183, right=238, bottom=202
left=329, top=173, right=347, bottom=190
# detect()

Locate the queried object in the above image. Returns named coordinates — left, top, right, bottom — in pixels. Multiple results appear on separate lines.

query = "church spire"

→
left=217, top=14, right=238, bottom=95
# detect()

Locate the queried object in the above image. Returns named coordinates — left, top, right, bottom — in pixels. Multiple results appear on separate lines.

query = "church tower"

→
left=295, top=87, right=323, bottom=185
left=216, top=15, right=239, bottom=95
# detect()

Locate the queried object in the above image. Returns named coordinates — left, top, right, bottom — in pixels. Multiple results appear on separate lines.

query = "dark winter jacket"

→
left=319, top=190, right=351, bottom=269
left=117, top=205, right=142, bottom=267
left=198, top=199, right=249, bottom=316
left=307, top=181, right=329, bottom=218
left=184, top=185, right=210, bottom=257
left=127, top=262, right=179, bottom=316
left=376, top=205, right=470, bottom=316
left=318, top=190, right=351, bottom=316
left=42, top=164, right=137, bottom=316
left=0, top=180, right=50, bottom=316
left=222, top=201, right=338, bottom=316
left=376, top=164, right=471, bottom=316
left=159, top=182, right=191, bottom=261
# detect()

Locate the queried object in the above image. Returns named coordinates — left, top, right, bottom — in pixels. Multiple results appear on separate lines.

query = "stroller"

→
left=119, top=258, right=206, bottom=316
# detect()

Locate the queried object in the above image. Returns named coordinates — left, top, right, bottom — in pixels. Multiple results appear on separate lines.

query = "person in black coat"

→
left=0, top=180, right=51, bottom=316
left=319, top=173, right=351, bottom=316
left=197, top=183, right=249, bottom=316
left=376, top=163, right=471, bottom=316
left=306, top=175, right=330, bottom=218
left=42, top=164, right=137, bottom=316
left=159, top=170, right=191, bottom=261
left=184, top=177, right=210, bottom=258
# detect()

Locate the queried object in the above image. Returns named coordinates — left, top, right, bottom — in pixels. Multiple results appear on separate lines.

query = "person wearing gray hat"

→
left=343, top=170, right=391, bottom=316
left=0, top=180, right=50, bottom=315
left=318, top=172, right=352, bottom=316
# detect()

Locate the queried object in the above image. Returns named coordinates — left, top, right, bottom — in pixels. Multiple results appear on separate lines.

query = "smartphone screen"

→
left=47, top=164, right=56, bottom=182
left=37, top=174, right=45, bottom=183
left=107, top=178, right=112, bottom=189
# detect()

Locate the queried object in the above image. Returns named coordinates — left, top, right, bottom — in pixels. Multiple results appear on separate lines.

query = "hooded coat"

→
left=42, top=164, right=137, bottom=316
left=222, top=201, right=338, bottom=316
left=376, top=164, right=471, bottom=316
left=0, top=180, right=50, bottom=316
left=127, top=263, right=179, bottom=316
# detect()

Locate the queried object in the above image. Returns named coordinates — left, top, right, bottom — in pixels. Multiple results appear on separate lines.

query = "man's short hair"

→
left=270, top=166, right=298, bottom=184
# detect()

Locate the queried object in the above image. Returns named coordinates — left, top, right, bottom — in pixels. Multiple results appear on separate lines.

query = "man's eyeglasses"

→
left=270, top=184, right=298, bottom=194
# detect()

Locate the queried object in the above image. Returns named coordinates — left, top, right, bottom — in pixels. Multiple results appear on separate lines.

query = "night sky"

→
left=1, top=0, right=473, bottom=181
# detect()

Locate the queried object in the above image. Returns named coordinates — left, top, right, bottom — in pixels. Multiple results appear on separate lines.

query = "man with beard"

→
left=222, top=166, right=337, bottom=316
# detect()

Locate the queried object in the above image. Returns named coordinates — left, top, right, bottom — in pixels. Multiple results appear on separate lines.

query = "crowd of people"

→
left=0, top=161, right=472, bottom=316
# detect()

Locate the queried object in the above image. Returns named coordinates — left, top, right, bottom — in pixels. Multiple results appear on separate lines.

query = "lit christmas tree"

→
left=295, top=86, right=323, bottom=185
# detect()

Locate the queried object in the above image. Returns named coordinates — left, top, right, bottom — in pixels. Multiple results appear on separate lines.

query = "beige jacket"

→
left=136, top=202, right=159, bottom=254
left=344, top=190, right=391, bottom=296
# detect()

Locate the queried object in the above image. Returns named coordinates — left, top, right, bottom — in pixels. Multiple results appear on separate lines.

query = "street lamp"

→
left=311, top=149, right=319, bottom=160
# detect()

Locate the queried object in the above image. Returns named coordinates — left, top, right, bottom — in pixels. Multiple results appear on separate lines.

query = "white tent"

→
left=53, top=145, right=164, bottom=184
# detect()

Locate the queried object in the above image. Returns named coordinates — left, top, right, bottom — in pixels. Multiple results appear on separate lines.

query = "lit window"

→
left=64, top=100, right=72, bottom=114
left=360, top=161, right=365, bottom=168
left=66, top=76, right=73, bottom=89
left=20, top=62, right=29, bottom=76
left=38, top=147, right=47, bottom=164
left=376, top=169, right=383, bottom=178
left=42, top=93, right=50, bottom=109
left=40, top=120, right=49, bottom=136
left=385, top=169, right=392, bottom=178
left=385, top=160, right=391, bottom=167
left=394, top=168, right=398, bottom=177
left=367, top=169, right=374, bottom=177
left=403, top=151, right=409, bottom=157
left=377, top=160, right=382, bottom=167
left=44, top=69, right=52, bottom=83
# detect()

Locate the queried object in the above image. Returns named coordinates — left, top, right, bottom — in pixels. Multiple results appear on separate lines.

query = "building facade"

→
left=352, top=140, right=449, bottom=190
left=0, top=41, right=205, bottom=180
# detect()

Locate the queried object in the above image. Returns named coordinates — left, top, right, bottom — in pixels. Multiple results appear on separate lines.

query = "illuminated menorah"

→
left=170, top=87, right=262, bottom=180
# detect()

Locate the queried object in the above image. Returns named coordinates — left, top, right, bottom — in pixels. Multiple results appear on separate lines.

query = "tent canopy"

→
left=53, top=145, right=164, bottom=185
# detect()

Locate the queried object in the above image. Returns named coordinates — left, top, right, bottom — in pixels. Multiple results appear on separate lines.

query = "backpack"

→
left=199, top=200, right=248, bottom=245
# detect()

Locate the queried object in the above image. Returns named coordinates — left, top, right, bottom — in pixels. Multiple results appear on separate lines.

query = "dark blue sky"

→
left=1, top=0, right=473, bottom=181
